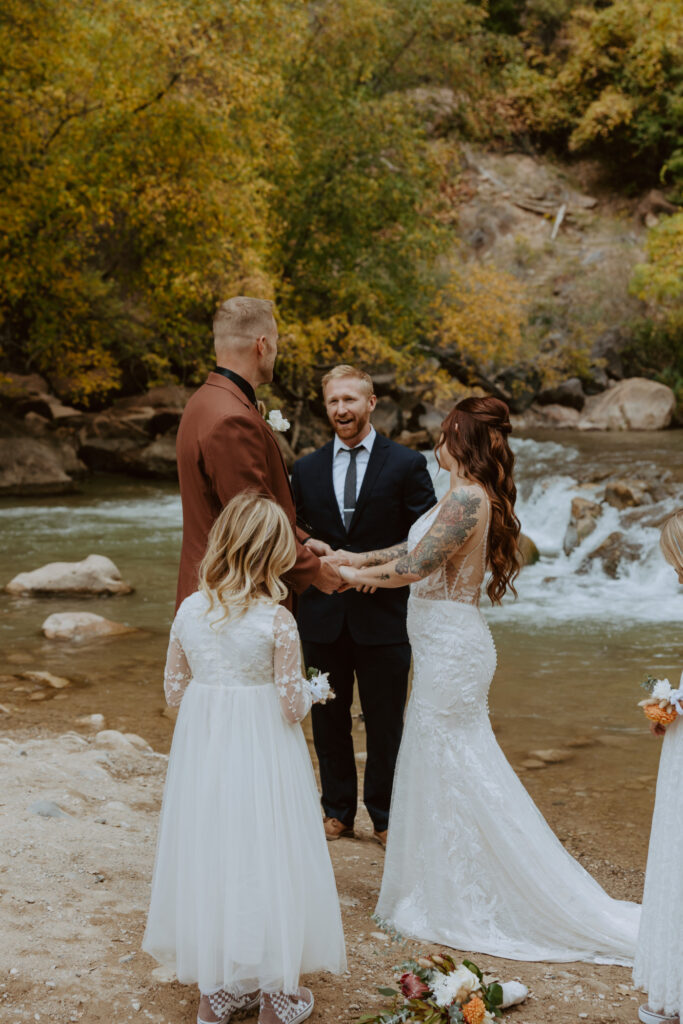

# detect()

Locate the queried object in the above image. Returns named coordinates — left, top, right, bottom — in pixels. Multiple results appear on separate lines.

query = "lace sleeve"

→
left=164, top=623, right=192, bottom=707
left=273, top=606, right=313, bottom=725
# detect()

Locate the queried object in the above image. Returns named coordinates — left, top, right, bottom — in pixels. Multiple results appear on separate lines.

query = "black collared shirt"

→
left=212, top=366, right=257, bottom=407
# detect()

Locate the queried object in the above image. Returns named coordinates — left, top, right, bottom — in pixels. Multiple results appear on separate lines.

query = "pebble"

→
left=131, top=1000, right=141, bottom=1011
left=28, top=800, right=68, bottom=819
left=521, top=758, right=547, bottom=769
left=95, top=730, right=151, bottom=752
left=20, top=671, right=71, bottom=690
left=75, top=713, right=106, bottom=730
left=119, top=953, right=135, bottom=963
left=529, top=748, right=574, bottom=764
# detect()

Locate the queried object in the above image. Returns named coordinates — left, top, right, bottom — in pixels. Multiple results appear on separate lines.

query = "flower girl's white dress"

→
left=142, top=593, right=347, bottom=995
left=633, top=703, right=683, bottom=1015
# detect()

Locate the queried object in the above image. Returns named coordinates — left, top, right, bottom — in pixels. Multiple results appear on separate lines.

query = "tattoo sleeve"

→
left=394, top=489, right=482, bottom=578
left=360, top=541, right=408, bottom=567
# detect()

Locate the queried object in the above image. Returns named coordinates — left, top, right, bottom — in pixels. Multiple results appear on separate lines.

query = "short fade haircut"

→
left=213, top=296, right=276, bottom=352
left=321, top=364, right=374, bottom=397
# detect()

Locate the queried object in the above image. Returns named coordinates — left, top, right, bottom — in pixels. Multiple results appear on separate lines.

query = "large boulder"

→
left=124, top=436, right=178, bottom=478
left=42, top=611, right=137, bottom=641
left=510, top=403, right=581, bottom=430
left=580, top=378, right=676, bottom=431
left=577, top=531, right=642, bottom=579
left=0, top=438, right=84, bottom=495
left=563, top=497, right=602, bottom=555
left=604, top=479, right=655, bottom=509
left=518, top=533, right=540, bottom=566
left=6, top=554, right=133, bottom=596
left=371, top=396, right=402, bottom=438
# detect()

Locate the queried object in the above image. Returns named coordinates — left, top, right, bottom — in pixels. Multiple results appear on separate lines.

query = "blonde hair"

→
left=198, top=492, right=296, bottom=622
left=213, top=296, right=276, bottom=355
left=661, top=508, right=683, bottom=573
left=321, top=364, right=374, bottom=397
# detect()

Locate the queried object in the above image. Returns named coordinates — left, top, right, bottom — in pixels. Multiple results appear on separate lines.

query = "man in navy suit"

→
left=291, top=365, right=436, bottom=846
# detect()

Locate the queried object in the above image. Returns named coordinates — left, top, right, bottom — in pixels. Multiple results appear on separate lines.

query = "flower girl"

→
left=633, top=508, right=683, bottom=1024
left=143, top=493, right=346, bottom=1024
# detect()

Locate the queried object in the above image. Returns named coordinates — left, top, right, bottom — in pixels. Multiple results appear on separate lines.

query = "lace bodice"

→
left=164, top=592, right=313, bottom=723
left=408, top=485, right=490, bottom=605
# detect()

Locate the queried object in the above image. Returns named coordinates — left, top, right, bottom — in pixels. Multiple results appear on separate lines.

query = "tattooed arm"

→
left=327, top=540, right=409, bottom=569
left=338, top=488, right=482, bottom=589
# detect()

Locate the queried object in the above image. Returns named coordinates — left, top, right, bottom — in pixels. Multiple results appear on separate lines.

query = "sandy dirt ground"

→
left=0, top=715, right=651, bottom=1024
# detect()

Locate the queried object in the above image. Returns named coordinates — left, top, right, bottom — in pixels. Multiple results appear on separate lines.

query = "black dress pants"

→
left=303, top=623, right=410, bottom=832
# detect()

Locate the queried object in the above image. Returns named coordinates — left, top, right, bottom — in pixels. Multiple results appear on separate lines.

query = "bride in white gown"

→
left=338, top=395, right=640, bottom=964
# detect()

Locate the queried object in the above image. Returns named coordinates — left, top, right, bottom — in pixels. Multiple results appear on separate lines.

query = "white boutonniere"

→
left=267, top=408, right=290, bottom=432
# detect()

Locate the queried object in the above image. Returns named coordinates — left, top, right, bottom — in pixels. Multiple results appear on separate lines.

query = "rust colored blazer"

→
left=175, top=371, right=320, bottom=609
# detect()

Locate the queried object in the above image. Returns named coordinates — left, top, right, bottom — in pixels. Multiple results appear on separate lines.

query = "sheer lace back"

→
left=410, top=486, right=490, bottom=605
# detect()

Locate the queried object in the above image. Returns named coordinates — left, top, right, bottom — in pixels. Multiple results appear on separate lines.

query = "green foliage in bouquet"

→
left=358, top=952, right=504, bottom=1024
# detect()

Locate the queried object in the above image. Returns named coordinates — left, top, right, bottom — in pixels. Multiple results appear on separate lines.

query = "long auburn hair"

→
left=198, top=492, right=296, bottom=622
left=437, top=395, right=521, bottom=604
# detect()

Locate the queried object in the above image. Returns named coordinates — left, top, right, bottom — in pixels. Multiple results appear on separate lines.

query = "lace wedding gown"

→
left=142, top=593, right=346, bottom=995
left=375, top=492, right=640, bottom=964
left=633, top=712, right=683, bottom=1013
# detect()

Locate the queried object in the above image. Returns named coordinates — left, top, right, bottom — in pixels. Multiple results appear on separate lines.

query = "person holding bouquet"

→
left=634, top=508, right=683, bottom=1024
left=143, top=493, right=346, bottom=1024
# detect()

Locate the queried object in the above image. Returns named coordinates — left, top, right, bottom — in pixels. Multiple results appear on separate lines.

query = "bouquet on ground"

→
left=638, top=672, right=683, bottom=726
left=307, top=666, right=335, bottom=705
left=359, top=953, right=505, bottom=1024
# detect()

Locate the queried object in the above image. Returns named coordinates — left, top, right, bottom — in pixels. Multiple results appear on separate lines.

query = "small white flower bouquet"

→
left=638, top=672, right=683, bottom=726
left=307, top=666, right=335, bottom=705
left=267, top=408, right=290, bottom=432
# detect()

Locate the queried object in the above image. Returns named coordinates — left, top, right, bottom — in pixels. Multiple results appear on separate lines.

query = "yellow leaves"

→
left=569, top=88, right=634, bottom=151
left=433, top=263, right=530, bottom=375
left=630, top=213, right=683, bottom=324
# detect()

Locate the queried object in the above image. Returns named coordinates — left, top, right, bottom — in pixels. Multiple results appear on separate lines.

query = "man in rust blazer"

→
left=175, top=296, right=341, bottom=609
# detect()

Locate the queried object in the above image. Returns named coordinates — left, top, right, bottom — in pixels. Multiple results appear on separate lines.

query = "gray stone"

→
left=0, top=438, right=82, bottom=496
left=580, top=377, right=676, bottom=431
left=42, top=612, right=137, bottom=642
left=371, top=396, right=401, bottom=437
left=578, top=531, right=642, bottom=579
left=29, top=800, right=68, bottom=819
left=6, top=554, right=133, bottom=597
left=563, top=497, right=602, bottom=555
left=604, top=479, right=654, bottom=509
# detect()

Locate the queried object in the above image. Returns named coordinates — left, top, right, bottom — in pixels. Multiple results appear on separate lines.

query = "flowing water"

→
left=0, top=431, right=681, bottom=809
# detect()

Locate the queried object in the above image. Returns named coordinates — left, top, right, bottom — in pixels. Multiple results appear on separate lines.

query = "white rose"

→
left=308, top=672, right=334, bottom=704
left=652, top=679, right=672, bottom=701
left=267, top=409, right=290, bottom=432
left=430, top=965, right=480, bottom=1007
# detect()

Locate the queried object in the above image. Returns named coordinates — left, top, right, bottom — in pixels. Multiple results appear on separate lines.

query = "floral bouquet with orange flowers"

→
left=638, top=673, right=683, bottom=726
left=358, top=952, right=505, bottom=1024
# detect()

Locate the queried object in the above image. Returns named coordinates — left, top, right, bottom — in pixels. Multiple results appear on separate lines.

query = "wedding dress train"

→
left=376, top=494, right=640, bottom=964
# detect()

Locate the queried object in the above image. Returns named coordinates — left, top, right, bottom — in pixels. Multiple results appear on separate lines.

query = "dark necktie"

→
left=343, top=446, right=362, bottom=531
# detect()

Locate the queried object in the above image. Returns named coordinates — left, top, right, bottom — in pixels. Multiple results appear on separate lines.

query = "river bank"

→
left=0, top=727, right=653, bottom=1024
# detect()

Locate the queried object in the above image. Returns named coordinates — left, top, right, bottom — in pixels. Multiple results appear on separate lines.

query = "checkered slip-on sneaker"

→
left=258, top=987, right=314, bottom=1024
left=197, top=988, right=260, bottom=1024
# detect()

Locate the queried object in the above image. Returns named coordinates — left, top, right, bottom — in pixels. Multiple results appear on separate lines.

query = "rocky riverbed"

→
left=0, top=723, right=654, bottom=1024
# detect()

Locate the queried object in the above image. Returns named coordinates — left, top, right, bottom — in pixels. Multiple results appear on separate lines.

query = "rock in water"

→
left=563, top=497, right=602, bottom=555
left=580, top=377, right=676, bottom=431
left=517, top=533, right=540, bottom=567
left=577, top=531, right=642, bottom=579
left=6, top=554, right=133, bottom=596
left=604, top=479, right=654, bottom=509
left=0, top=438, right=83, bottom=496
left=42, top=612, right=137, bottom=641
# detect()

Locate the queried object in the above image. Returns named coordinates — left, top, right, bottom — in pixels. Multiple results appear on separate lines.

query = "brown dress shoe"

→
left=323, top=816, right=355, bottom=840
left=372, top=828, right=388, bottom=848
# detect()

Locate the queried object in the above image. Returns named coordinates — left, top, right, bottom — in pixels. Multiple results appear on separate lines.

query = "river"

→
left=1, top=430, right=681, bottom=826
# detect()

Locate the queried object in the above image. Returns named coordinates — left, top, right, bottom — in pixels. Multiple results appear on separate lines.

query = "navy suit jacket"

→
left=291, top=434, right=437, bottom=646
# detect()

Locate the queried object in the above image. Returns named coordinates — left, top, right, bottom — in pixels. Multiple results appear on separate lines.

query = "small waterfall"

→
left=426, top=438, right=683, bottom=624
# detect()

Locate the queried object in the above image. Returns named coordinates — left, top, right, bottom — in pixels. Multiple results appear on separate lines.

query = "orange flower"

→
left=462, top=996, right=487, bottom=1024
left=643, top=704, right=677, bottom=725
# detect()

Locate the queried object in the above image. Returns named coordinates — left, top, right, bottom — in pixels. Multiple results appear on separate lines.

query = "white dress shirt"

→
left=332, top=426, right=376, bottom=521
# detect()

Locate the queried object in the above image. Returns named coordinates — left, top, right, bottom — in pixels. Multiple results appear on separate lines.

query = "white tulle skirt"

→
left=142, top=681, right=347, bottom=994
left=634, top=718, right=683, bottom=1014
